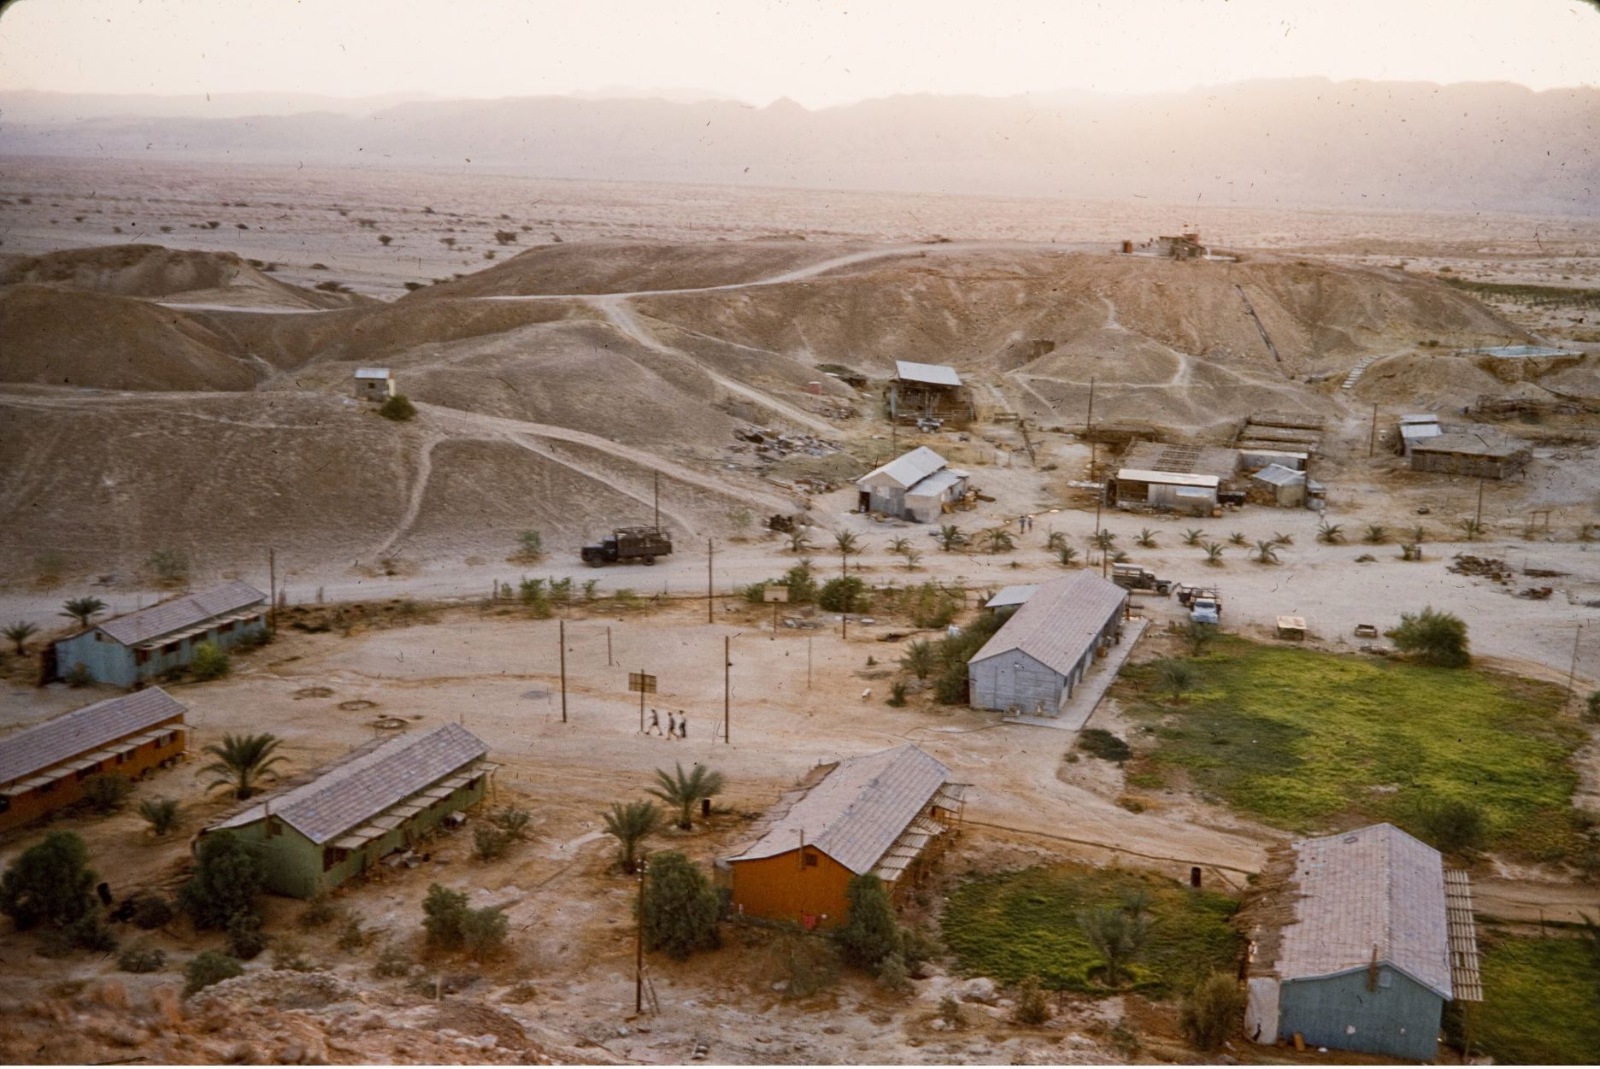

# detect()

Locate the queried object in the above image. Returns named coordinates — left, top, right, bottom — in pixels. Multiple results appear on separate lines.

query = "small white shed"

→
left=354, top=367, right=395, bottom=402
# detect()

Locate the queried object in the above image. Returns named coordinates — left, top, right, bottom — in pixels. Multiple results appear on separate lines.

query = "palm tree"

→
left=1156, top=659, right=1195, bottom=704
left=936, top=525, right=966, bottom=552
left=61, top=597, right=107, bottom=630
left=900, top=639, right=938, bottom=681
left=1202, top=542, right=1225, bottom=567
left=1135, top=528, right=1159, bottom=549
left=833, top=529, right=862, bottom=575
left=886, top=536, right=912, bottom=557
left=1055, top=544, right=1080, bottom=567
left=1078, top=903, right=1152, bottom=988
left=786, top=529, right=814, bottom=554
left=901, top=548, right=923, bottom=572
left=1227, top=531, right=1248, bottom=547
left=1458, top=518, right=1482, bottom=542
left=1316, top=522, right=1344, bottom=544
left=200, top=733, right=286, bottom=800
left=647, top=762, right=726, bottom=830
left=1253, top=540, right=1280, bottom=565
left=1182, top=528, right=1205, bottom=547
left=1364, top=524, right=1389, bottom=544
left=601, top=801, right=661, bottom=874
left=983, top=528, right=1015, bottom=554
left=4, top=621, right=39, bottom=656
left=1271, top=531, right=1295, bottom=546
left=1089, top=529, right=1118, bottom=552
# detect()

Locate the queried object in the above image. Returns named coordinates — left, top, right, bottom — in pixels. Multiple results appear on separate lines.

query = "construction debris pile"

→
left=1235, top=411, right=1325, bottom=453
left=1448, top=555, right=1512, bottom=583
left=731, top=428, right=839, bottom=461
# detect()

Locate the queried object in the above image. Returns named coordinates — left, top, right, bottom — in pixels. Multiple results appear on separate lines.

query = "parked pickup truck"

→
left=1174, top=584, right=1223, bottom=623
left=1111, top=564, right=1173, bottom=595
left=580, top=526, right=673, bottom=567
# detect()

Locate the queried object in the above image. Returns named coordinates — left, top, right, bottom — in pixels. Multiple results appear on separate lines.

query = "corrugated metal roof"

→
left=1277, top=823, right=1453, bottom=999
left=968, top=572, right=1127, bottom=677
left=209, top=723, right=489, bottom=845
left=903, top=468, right=967, bottom=501
left=894, top=360, right=963, bottom=387
left=1443, top=870, right=1483, bottom=1001
left=1252, top=463, right=1306, bottom=487
left=859, top=446, right=948, bottom=491
left=985, top=584, right=1039, bottom=609
left=98, top=582, right=267, bottom=647
left=723, top=745, right=949, bottom=875
left=1411, top=432, right=1525, bottom=458
left=1116, top=469, right=1220, bottom=488
left=354, top=367, right=392, bottom=378
left=0, top=688, right=186, bottom=785
left=1399, top=414, right=1440, bottom=426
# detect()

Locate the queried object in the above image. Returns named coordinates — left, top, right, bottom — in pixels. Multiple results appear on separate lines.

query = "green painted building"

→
left=202, top=723, right=494, bottom=899
left=1242, top=823, right=1482, bottom=1062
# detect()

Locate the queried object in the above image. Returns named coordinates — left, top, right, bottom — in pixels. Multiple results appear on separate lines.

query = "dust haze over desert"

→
left=2, top=1, right=1600, bottom=1065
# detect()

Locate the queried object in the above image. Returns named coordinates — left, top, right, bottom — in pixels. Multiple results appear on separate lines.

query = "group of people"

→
left=646, top=707, right=689, bottom=739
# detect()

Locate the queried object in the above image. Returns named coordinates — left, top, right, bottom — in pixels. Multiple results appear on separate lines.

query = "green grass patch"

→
left=1465, top=932, right=1600, bottom=1065
left=941, top=865, right=1239, bottom=996
left=1118, top=637, right=1585, bottom=863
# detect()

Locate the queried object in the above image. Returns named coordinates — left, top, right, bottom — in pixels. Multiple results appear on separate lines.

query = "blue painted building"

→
left=1243, top=823, right=1482, bottom=1062
left=49, top=581, right=267, bottom=687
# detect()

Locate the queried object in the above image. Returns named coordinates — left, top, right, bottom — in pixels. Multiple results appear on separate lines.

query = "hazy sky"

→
left=0, top=0, right=1595, bottom=107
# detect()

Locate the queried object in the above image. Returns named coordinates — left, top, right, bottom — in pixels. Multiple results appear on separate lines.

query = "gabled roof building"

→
left=967, top=572, right=1128, bottom=714
left=857, top=446, right=970, bottom=523
left=719, top=745, right=966, bottom=928
left=0, top=688, right=187, bottom=833
left=201, top=722, right=495, bottom=898
left=1240, top=823, right=1481, bottom=1062
left=49, top=582, right=268, bottom=688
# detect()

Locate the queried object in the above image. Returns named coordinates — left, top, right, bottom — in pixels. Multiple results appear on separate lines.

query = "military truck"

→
left=1174, top=583, right=1223, bottom=624
left=580, top=526, right=673, bottom=567
left=1111, top=563, right=1173, bottom=595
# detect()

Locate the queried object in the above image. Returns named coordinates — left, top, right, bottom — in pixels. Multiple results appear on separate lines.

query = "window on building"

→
left=468, top=775, right=483, bottom=792
left=135, top=649, right=150, bottom=665
left=76, top=766, right=98, bottom=782
left=802, top=851, right=819, bottom=868
left=37, top=778, right=57, bottom=794
left=323, top=846, right=348, bottom=872
left=162, top=641, right=179, bottom=655
left=266, top=817, right=282, bottom=838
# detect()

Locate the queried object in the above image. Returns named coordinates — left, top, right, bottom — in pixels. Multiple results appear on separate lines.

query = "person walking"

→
left=677, top=712, right=688, bottom=740
left=667, top=710, right=677, bottom=739
left=647, top=708, right=663, bottom=736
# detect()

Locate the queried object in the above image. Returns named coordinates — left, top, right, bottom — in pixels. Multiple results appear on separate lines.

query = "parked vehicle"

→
left=1174, top=583, right=1222, bottom=611
left=580, top=526, right=673, bottom=566
left=1111, top=563, right=1173, bottom=595
left=1189, top=597, right=1222, bottom=625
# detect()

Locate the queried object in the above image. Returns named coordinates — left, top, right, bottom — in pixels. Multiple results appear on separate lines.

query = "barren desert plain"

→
left=1, top=154, right=1600, bottom=1064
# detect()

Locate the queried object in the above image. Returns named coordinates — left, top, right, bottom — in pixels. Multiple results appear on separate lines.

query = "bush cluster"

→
left=422, top=883, right=508, bottom=960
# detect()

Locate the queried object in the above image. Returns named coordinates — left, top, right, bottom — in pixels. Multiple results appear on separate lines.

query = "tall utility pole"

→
left=1475, top=477, right=1485, bottom=531
left=1368, top=402, right=1379, bottom=457
left=707, top=539, right=715, bottom=623
left=653, top=471, right=660, bottom=530
left=1570, top=624, right=1583, bottom=701
left=723, top=635, right=731, bottom=745
left=558, top=619, right=568, bottom=723
left=635, top=859, right=648, bottom=1013
left=268, top=548, right=277, bottom=633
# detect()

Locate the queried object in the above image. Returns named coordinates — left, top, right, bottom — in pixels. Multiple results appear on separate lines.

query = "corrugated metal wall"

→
left=968, top=649, right=1067, bottom=712
left=1277, top=969, right=1443, bottom=1062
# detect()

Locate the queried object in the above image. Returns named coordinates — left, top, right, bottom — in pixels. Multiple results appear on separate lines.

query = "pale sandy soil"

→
left=2, top=158, right=1598, bottom=1065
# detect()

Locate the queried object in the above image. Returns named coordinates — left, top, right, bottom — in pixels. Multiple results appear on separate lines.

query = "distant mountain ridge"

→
left=3, top=79, right=1595, bottom=214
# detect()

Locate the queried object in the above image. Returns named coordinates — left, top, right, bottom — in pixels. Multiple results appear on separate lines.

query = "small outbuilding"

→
left=354, top=367, right=395, bottom=401
left=1249, top=464, right=1308, bottom=508
left=1239, top=822, right=1481, bottom=1063
left=856, top=446, right=969, bottom=522
left=48, top=581, right=268, bottom=688
left=1409, top=432, right=1531, bottom=480
left=888, top=360, right=972, bottom=424
left=967, top=571, right=1128, bottom=714
left=1396, top=414, right=1442, bottom=458
left=1112, top=468, right=1219, bottom=514
left=201, top=722, right=494, bottom=899
left=0, top=688, right=187, bottom=833
left=983, top=584, right=1038, bottom=617
left=719, top=744, right=966, bottom=928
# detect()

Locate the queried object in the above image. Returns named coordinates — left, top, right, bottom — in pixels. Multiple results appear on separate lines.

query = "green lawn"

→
left=940, top=865, right=1239, bottom=995
left=1467, top=932, right=1600, bottom=1065
left=1119, top=638, right=1585, bottom=862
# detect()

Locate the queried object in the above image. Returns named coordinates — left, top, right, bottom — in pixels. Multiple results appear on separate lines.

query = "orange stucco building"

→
left=719, top=744, right=966, bottom=929
left=0, top=688, right=187, bottom=835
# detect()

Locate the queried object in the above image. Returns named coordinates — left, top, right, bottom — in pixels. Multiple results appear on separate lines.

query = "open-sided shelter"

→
left=200, top=722, right=494, bottom=898
left=719, top=744, right=966, bottom=928
left=48, top=581, right=267, bottom=688
left=888, top=360, right=972, bottom=424
left=967, top=571, right=1128, bottom=713
left=1240, top=823, right=1481, bottom=1062
left=0, top=688, right=187, bottom=834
